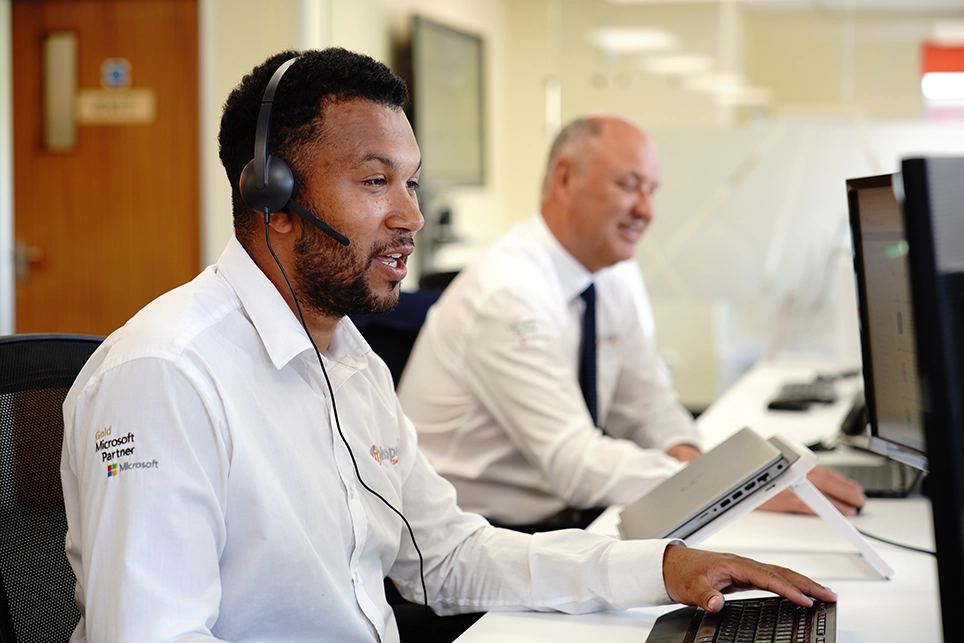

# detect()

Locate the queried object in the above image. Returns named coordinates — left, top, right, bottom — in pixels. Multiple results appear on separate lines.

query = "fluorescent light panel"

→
left=641, top=53, right=714, bottom=76
left=587, top=26, right=680, bottom=55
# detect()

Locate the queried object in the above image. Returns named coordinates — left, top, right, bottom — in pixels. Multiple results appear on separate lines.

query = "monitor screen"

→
left=403, top=15, right=485, bottom=185
left=846, top=173, right=928, bottom=471
left=901, top=156, right=964, bottom=642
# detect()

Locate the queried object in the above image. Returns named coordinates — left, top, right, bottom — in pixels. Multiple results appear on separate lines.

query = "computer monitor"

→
left=900, top=156, right=964, bottom=642
left=846, top=173, right=928, bottom=471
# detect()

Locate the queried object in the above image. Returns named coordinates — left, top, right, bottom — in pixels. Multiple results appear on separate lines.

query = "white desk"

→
left=455, top=356, right=943, bottom=642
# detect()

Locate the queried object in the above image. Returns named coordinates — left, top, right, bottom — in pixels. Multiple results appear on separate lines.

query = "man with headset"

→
left=397, top=116, right=866, bottom=532
left=61, top=49, right=836, bottom=643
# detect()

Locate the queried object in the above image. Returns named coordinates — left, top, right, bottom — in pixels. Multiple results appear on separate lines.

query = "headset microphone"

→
left=287, top=201, right=351, bottom=247
left=239, top=56, right=351, bottom=247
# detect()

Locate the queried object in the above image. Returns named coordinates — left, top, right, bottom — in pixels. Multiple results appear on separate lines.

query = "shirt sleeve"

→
left=603, top=309, right=702, bottom=455
left=62, top=356, right=230, bottom=643
left=458, top=288, right=686, bottom=509
left=387, top=411, right=680, bottom=615
left=603, top=263, right=702, bottom=454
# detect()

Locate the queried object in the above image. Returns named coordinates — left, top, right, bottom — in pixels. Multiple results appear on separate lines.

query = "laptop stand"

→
left=684, top=433, right=895, bottom=580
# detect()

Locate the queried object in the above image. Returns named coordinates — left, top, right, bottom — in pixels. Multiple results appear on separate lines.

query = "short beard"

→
left=292, top=222, right=407, bottom=319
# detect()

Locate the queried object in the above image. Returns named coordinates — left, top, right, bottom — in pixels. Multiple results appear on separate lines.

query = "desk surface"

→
left=455, top=356, right=943, bottom=643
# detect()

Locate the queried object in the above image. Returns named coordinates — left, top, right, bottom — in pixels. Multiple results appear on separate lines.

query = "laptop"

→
left=618, top=427, right=792, bottom=541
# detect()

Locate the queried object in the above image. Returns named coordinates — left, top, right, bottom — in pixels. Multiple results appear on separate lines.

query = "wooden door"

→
left=12, top=0, right=199, bottom=335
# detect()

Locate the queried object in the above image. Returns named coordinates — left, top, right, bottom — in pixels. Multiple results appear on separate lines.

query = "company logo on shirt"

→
left=95, top=429, right=136, bottom=462
left=601, top=333, right=623, bottom=347
left=370, top=443, right=399, bottom=466
left=508, top=320, right=547, bottom=345
left=106, top=460, right=159, bottom=478
left=95, top=426, right=160, bottom=478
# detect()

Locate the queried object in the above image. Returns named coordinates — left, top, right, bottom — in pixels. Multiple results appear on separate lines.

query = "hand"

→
left=666, top=443, right=702, bottom=463
left=758, top=465, right=866, bottom=517
left=662, top=544, right=837, bottom=613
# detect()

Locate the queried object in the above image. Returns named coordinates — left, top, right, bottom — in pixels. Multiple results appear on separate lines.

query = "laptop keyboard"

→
left=646, top=597, right=835, bottom=643
left=775, top=382, right=837, bottom=404
left=695, top=597, right=833, bottom=643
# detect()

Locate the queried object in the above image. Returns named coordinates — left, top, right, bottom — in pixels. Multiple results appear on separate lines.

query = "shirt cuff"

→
left=607, top=538, right=685, bottom=609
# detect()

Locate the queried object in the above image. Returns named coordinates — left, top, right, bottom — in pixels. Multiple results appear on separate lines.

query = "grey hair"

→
left=540, top=117, right=604, bottom=199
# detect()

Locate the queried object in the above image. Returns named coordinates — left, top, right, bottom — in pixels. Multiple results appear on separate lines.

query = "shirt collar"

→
left=531, top=215, right=595, bottom=302
left=214, top=236, right=369, bottom=373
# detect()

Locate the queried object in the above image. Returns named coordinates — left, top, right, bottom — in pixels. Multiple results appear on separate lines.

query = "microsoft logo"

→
left=107, top=463, right=119, bottom=478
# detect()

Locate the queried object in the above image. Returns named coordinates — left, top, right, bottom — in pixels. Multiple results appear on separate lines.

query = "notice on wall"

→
left=76, top=89, right=156, bottom=125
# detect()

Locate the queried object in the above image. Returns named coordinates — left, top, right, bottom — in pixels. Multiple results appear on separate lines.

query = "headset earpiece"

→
left=239, top=57, right=299, bottom=215
left=240, top=154, right=295, bottom=214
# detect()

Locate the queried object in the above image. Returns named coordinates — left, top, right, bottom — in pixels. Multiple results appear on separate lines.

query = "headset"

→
left=239, top=57, right=351, bottom=247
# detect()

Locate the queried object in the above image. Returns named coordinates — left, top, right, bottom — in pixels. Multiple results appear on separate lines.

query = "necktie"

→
left=578, top=284, right=598, bottom=426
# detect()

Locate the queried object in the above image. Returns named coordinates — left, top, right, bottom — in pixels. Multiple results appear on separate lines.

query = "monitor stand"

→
left=684, top=433, right=895, bottom=580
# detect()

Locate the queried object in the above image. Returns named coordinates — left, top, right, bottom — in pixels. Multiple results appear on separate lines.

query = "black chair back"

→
left=352, top=291, right=439, bottom=387
left=0, top=334, right=102, bottom=643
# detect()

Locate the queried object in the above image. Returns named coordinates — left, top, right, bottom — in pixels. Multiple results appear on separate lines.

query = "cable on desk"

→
left=856, top=528, right=936, bottom=556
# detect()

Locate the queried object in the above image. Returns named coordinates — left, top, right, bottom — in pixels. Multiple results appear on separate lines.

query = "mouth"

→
left=375, top=248, right=411, bottom=269
left=372, top=244, right=414, bottom=281
left=618, top=221, right=646, bottom=242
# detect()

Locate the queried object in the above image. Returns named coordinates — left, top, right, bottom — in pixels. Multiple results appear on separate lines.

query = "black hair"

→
left=218, top=48, right=409, bottom=240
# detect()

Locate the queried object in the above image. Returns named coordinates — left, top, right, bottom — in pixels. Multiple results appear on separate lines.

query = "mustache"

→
left=369, top=233, right=415, bottom=259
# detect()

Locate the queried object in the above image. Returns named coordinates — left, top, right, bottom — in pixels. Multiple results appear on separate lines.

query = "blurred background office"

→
left=2, top=0, right=963, bottom=412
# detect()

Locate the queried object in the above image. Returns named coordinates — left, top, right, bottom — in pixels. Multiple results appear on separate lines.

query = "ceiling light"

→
left=714, top=86, right=773, bottom=107
left=681, top=72, right=746, bottom=94
left=587, top=26, right=680, bottom=56
left=922, top=72, right=964, bottom=101
left=641, top=53, right=714, bottom=76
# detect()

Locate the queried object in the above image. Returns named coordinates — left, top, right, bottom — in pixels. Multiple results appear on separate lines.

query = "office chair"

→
left=418, top=270, right=460, bottom=294
left=0, top=334, right=102, bottom=643
left=352, top=290, right=440, bottom=387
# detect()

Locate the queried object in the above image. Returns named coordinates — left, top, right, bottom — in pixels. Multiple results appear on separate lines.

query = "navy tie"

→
left=579, top=284, right=598, bottom=426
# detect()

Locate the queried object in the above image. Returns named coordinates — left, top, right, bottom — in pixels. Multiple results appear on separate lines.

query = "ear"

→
left=551, top=157, right=577, bottom=205
left=267, top=209, right=296, bottom=235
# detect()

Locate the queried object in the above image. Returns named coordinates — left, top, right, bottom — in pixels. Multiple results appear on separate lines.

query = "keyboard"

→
left=830, top=459, right=916, bottom=498
left=645, top=596, right=836, bottom=643
left=768, top=381, right=837, bottom=411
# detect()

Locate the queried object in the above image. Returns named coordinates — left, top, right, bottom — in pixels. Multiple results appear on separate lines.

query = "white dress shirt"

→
left=398, top=216, right=700, bottom=525
left=61, top=235, right=680, bottom=643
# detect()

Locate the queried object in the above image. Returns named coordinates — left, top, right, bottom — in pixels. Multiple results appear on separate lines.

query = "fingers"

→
left=667, top=444, right=702, bottom=463
left=757, top=466, right=867, bottom=516
left=757, top=488, right=816, bottom=515
left=662, top=545, right=837, bottom=613
left=807, top=465, right=866, bottom=511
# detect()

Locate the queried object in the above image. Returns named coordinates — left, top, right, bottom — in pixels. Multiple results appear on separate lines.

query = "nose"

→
left=633, top=187, right=655, bottom=224
left=387, top=186, right=424, bottom=234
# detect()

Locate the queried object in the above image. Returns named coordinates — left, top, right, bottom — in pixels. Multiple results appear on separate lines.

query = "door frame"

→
left=1, top=0, right=14, bottom=334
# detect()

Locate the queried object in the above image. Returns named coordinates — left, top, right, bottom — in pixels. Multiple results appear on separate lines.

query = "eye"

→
left=616, top=178, right=640, bottom=193
left=407, top=179, right=420, bottom=191
left=363, top=177, right=387, bottom=187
